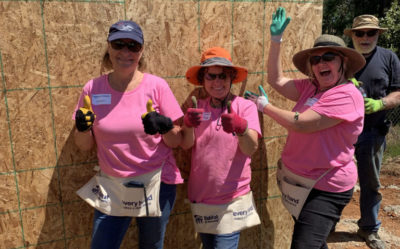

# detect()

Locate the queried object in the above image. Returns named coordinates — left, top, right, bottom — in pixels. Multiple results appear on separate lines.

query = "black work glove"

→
left=141, top=99, right=173, bottom=135
left=75, top=95, right=95, bottom=132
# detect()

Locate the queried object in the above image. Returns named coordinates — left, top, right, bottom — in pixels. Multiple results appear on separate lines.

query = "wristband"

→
left=271, top=35, right=283, bottom=43
left=294, top=112, right=299, bottom=121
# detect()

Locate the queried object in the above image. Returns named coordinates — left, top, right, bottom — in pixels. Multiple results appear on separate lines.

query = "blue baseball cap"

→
left=107, top=20, right=144, bottom=45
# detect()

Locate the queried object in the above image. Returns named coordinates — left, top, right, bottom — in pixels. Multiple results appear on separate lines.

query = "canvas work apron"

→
left=277, top=159, right=333, bottom=219
left=77, top=167, right=162, bottom=217
left=190, top=191, right=261, bottom=234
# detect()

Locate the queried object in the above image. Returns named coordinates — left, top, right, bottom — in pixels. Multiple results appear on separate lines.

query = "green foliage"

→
left=384, top=125, right=400, bottom=160
left=379, top=0, right=400, bottom=57
left=323, top=0, right=400, bottom=57
left=323, top=1, right=392, bottom=37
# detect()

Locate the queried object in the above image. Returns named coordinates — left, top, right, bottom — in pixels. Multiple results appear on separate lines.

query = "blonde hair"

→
left=306, top=51, right=354, bottom=81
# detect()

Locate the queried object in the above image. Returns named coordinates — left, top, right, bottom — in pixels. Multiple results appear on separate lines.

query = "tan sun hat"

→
left=344, top=15, right=387, bottom=36
left=185, top=47, right=248, bottom=85
left=292, top=34, right=366, bottom=76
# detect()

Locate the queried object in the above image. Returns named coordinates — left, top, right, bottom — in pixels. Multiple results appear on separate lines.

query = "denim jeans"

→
left=199, top=231, right=241, bottom=249
left=291, top=188, right=353, bottom=249
left=90, top=183, right=177, bottom=249
left=355, top=129, right=386, bottom=232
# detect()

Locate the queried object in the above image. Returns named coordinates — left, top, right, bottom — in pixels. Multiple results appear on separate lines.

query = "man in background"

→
left=344, top=14, right=400, bottom=249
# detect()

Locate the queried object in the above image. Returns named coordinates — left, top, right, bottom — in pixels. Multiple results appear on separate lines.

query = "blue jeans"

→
left=291, top=188, right=353, bottom=249
left=355, top=129, right=386, bottom=232
left=199, top=231, right=241, bottom=249
left=90, top=183, right=177, bottom=249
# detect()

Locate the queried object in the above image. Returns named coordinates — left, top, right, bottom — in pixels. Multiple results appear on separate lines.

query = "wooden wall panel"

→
left=0, top=0, right=323, bottom=248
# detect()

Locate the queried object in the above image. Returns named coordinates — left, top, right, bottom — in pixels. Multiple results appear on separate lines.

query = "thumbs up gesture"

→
left=221, top=101, right=248, bottom=135
left=75, top=95, right=95, bottom=132
left=141, top=99, right=174, bottom=135
left=184, top=96, right=204, bottom=128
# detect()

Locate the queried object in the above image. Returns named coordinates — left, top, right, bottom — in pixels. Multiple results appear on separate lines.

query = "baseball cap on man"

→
left=186, top=47, right=248, bottom=85
left=107, top=20, right=144, bottom=45
left=344, top=15, right=387, bottom=36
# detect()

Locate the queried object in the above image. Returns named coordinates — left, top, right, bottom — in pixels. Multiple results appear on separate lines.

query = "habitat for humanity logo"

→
left=122, top=195, right=153, bottom=210
left=194, top=214, right=219, bottom=224
left=117, top=22, right=135, bottom=32
left=92, top=185, right=110, bottom=203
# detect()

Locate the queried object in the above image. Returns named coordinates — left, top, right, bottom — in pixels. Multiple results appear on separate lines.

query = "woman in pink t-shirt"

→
left=73, top=20, right=183, bottom=249
left=181, top=47, right=262, bottom=249
left=246, top=8, right=366, bottom=249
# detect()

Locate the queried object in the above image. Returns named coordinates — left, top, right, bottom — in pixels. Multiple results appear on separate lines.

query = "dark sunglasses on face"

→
left=309, top=52, right=339, bottom=66
left=110, top=40, right=142, bottom=52
left=353, top=29, right=378, bottom=38
left=205, top=72, right=228, bottom=81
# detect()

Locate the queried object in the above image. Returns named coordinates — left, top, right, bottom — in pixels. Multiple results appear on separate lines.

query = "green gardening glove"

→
left=349, top=78, right=359, bottom=87
left=270, top=7, right=291, bottom=36
left=364, top=98, right=384, bottom=114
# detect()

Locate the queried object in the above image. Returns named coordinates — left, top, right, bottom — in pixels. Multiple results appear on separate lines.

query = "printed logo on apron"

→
left=190, top=191, right=260, bottom=234
left=77, top=166, right=162, bottom=217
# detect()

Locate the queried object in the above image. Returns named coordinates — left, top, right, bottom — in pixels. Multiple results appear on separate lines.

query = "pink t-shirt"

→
left=188, top=96, right=261, bottom=204
left=281, top=79, right=364, bottom=192
left=73, top=73, right=184, bottom=184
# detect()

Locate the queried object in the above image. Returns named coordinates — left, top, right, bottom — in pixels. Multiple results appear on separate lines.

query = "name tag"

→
left=92, top=94, right=111, bottom=105
left=202, top=112, right=211, bottom=121
left=305, top=97, right=318, bottom=106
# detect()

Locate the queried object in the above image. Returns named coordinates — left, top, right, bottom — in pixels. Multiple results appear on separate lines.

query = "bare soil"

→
left=327, top=156, right=400, bottom=249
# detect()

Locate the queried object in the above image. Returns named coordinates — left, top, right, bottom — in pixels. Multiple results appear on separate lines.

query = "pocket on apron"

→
left=276, top=159, right=332, bottom=219
left=77, top=167, right=162, bottom=217
left=190, top=191, right=260, bottom=234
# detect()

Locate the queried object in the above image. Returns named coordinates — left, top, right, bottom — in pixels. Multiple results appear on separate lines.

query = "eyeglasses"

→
left=110, top=40, right=142, bottom=52
left=353, top=30, right=378, bottom=38
left=205, top=72, right=228, bottom=81
left=309, top=52, right=339, bottom=66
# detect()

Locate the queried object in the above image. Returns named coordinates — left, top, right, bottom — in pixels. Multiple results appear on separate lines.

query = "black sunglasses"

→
left=110, top=40, right=142, bottom=52
left=309, top=52, right=340, bottom=66
left=205, top=72, right=228, bottom=81
left=353, top=30, right=378, bottom=38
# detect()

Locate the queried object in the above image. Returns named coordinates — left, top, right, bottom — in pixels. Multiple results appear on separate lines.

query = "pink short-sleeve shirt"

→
left=281, top=79, right=364, bottom=192
left=73, top=73, right=184, bottom=184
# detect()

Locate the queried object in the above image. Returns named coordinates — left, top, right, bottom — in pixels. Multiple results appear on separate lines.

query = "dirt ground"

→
left=327, top=156, right=400, bottom=249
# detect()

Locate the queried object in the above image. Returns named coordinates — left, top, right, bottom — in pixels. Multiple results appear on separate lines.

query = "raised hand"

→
left=364, top=98, right=385, bottom=114
left=245, top=85, right=269, bottom=112
left=141, top=99, right=173, bottom=135
left=221, top=101, right=248, bottom=135
left=75, top=95, right=95, bottom=132
left=270, top=7, right=291, bottom=36
left=184, top=96, right=204, bottom=128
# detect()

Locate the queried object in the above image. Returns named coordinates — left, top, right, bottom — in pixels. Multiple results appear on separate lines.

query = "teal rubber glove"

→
left=244, top=85, right=269, bottom=112
left=270, top=7, right=291, bottom=36
left=364, top=98, right=384, bottom=114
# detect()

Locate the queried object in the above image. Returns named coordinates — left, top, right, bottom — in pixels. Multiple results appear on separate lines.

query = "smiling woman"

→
left=245, top=7, right=368, bottom=249
left=72, top=20, right=184, bottom=249
left=180, top=46, right=262, bottom=249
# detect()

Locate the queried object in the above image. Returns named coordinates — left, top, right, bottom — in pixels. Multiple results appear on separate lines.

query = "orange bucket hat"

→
left=186, top=47, right=248, bottom=85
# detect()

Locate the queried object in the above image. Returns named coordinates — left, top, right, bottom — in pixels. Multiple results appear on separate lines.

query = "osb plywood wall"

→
left=0, top=0, right=323, bottom=248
